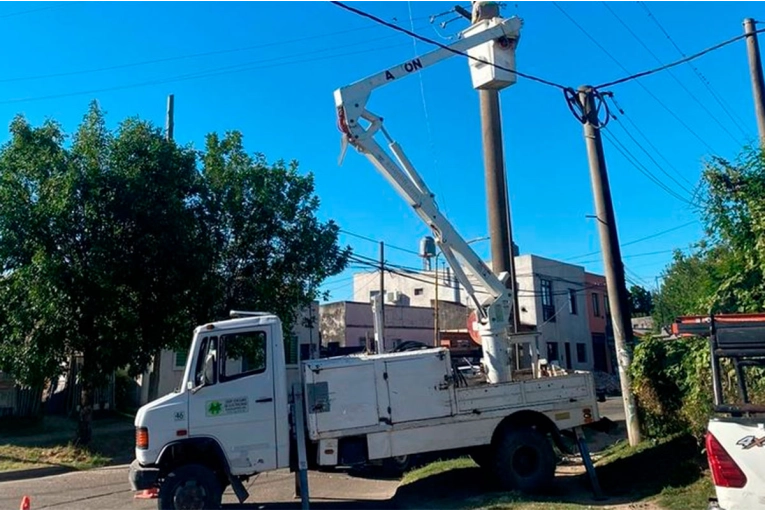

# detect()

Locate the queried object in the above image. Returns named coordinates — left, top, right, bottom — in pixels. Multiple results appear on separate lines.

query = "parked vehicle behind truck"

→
left=673, top=314, right=765, bottom=510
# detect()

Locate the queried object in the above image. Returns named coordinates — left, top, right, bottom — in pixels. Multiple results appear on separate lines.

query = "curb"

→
left=0, top=457, right=133, bottom=483
left=0, top=465, right=75, bottom=483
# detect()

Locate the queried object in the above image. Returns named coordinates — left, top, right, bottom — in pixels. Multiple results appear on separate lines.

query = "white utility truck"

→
left=129, top=13, right=601, bottom=510
left=673, top=314, right=765, bottom=510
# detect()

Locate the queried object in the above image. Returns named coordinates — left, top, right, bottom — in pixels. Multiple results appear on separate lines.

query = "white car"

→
left=706, top=418, right=765, bottom=510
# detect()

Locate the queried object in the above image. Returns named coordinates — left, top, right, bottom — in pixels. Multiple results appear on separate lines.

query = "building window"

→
left=592, top=292, right=600, bottom=317
left=604, top=293, right=610, bottom=316
left=369, top=290, right=380, bottom=299
left=541, top=279, right=555, bottom=322
left=576, top=343, right=587, bottom=363
left=414, top=288, right=424, bottom=296
left=547, top=342, right=559, bottom=364
left=174, top=350, right=188, bottom=370
left=568, top=289, right=578, bottom=315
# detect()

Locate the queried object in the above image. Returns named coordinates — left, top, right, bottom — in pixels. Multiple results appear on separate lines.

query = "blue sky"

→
left=1, top=1, right=760, bottom=303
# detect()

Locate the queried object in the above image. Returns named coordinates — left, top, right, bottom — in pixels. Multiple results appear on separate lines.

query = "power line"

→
left=638, top=1, right=750, bottom=137
left=0, top=3, right=69, bottom=19
left=601, top=2, right=742, bottom=145
left=595, top=23, right=765, bottom=89
left=575, top=249, right=677, bottom=266
left=351, top=254, right=609, bottom=298
left=606, top=95, right=695, bottom=188
left=563, top=220, right=698, bottom=262
left=330, top=1, right=568, bottom=90
left=0, top=42, right=411, bottom=106
left=601, top=129, right=700, bottom=206
left=553, top=1, right=719, bottom=155
left=0, top=21, right=429, bottom=85
left=607, top=107, right=697, bottom=196
left=340, top=229, right=421, bottom=256
left=625, top=265, right=652, bottom=288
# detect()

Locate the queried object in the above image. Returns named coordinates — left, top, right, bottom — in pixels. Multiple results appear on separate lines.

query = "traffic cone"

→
left=134, top=488, right=158, bottom=499
left=19, top=496, right=30, bottom=510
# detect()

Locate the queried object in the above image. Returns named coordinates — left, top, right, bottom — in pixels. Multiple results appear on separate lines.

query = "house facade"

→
left=319, top=300, right=469, bottom=351
left=585, top=272, right=615, bottom=374
left=352, top=254, right=597, bottom=371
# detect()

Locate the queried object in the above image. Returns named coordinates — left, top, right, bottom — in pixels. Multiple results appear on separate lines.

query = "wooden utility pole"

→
left=472, top=1, right=520, bottom=335
left=148, top=94, right=175, bottom=402
left=744, top=18, right=765, bottom=144
left=578, top=85, right=641, bottom=446
left=379, top=241, right=385, bottom=353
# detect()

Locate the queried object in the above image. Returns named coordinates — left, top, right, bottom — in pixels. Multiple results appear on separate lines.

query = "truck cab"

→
left=130, top=314, right=291, bottom=508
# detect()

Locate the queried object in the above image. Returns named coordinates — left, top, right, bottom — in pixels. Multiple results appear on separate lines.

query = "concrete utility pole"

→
left=379, top=241, right=385, bottom=353
left=165, top=94, right=175, bottom=141
left=148, top=94, right=176, bottom=403
left=434, top=256, right=440, bottom=347
left=471, top=1, right=520, bottom=335
left=744, top=18, right=765, bottom=145
left=578, top=86, right=641, bottom=446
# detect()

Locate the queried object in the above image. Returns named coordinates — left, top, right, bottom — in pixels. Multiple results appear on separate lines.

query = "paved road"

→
left=0, top=465, right=400, bottom=510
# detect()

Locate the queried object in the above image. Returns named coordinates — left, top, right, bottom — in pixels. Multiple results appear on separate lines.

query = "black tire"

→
left=493, top=426, right=556, bottom=493
left=158, top=464, right=223, bottom=510
left=381, top=454, right=412, bottom=476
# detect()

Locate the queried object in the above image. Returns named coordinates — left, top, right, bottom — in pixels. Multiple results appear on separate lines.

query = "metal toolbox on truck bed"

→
left=301, top=348, right=455, bottom=439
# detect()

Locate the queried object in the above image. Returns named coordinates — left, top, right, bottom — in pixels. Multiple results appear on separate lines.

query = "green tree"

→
left=0, top=103, right=209, bottom=443
left=628, top=284, right=653, bottom=317
left=0, top=107, right=350, bottom=444
left=701, top=149, right=765, bottom=312
left=651, top=147, right=765, bottom=328
left=199, top=131, right=350, bottom=330
left=652, top=249, right=720, bottom=330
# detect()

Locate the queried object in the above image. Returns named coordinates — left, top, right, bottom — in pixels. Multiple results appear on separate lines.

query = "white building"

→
left=352, top=254, right=595, bottom=371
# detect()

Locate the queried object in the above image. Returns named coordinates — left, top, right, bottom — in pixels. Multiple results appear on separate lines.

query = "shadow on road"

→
left=223, top=500, right=397, bottom=510
left=219, top=424, right=706, bottom=510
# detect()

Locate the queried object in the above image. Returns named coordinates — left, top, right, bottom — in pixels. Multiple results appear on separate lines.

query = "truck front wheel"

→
left=158, top=464, right=223, bottom=510
left=493, top=426, right=555, bottom=493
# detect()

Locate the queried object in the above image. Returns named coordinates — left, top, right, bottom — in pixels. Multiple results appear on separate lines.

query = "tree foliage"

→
left=652, top=147, right=765, bottom=328
left=199, top=131, right=350, bottom=330
left=635, top=146, right=765, bottom=440
left=628, top=284, right=653, bottom=318
left=0, top=104, right=349, bottom=439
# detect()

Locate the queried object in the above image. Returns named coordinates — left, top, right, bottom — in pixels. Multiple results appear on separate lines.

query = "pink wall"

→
left=585, top=273, right=608, bottom=334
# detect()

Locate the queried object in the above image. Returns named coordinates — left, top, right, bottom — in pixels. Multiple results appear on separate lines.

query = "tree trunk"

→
left=148, top=349, right=162, bottom=402
left=76, top=381, right=93, bottom=446
left=75, top=351, right=94, bottom=447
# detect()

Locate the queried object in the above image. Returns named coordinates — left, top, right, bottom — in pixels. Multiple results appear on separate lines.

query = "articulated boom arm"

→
left=334, top=18, right=528, bottom=384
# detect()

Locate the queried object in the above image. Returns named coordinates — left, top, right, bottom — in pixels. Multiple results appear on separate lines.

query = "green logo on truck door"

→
left=205, top=397, right=248, bottom=417
left=207, top=401, right=222, bottom=416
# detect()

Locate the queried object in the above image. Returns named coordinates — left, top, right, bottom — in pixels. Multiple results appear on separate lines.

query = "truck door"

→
left=188, top=325, right=277, bottom=474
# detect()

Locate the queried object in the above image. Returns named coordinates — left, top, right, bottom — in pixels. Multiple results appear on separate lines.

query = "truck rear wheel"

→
left=381, top=454, right=412, bottom=476
left=493, top=426, right=555, bottom=493
left=158, top=464, right=223, bottom=510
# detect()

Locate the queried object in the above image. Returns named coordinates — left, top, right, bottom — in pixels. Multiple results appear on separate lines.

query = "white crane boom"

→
left=334, top=16, right=537, bottom=384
